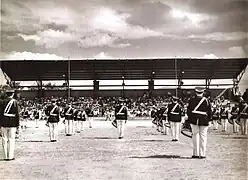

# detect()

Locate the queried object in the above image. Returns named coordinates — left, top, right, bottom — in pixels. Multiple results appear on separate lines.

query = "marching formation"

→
left=0, top=87, right=247, bottom=161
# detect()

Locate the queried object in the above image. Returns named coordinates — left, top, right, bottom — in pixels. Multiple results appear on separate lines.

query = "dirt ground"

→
left=0, top=120, right=247, bottom=180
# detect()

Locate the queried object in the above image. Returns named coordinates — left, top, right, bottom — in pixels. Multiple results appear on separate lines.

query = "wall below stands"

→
left=18, top=89, right=224, bottom=99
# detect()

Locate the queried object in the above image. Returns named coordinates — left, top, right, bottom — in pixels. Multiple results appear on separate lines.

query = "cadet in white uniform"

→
left=115, top=98, right=128, bottom=139
left=187, top=87, right=212, bottom=159
left=0, top=89, right=20, bottom=161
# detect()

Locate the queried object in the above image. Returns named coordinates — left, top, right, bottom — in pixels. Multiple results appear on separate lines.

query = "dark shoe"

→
left=66, top=134, right=72, bottom=136
left=77, top=131, right=80, bottom=133
left=51, top=140, right=57, bottom=142
left=118, top=137, right=123, bottom=139
left=172, top=139, right=176, bottom=141
left=175, top=139, right=179, bottom=142
left=199, top=156, right=206, bottom=159
left=192, top=155, right=200, bottom=159
left=5, top=158, right=15, bottom=161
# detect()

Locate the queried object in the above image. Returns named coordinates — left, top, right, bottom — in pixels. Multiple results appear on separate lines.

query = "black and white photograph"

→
left=0, top=0, right=247, bottom=179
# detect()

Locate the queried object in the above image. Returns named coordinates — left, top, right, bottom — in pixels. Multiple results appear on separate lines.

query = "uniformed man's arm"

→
left=114, top=107, right=117, bottom=116
left=125, top=108, right=128, bottom=119
left=178, top=104, right=183, bottom=115
left=207, top=100, right=212, bottom=120
left=14, top=100, right=20, bottom=126
left=187, top=100, right=193, bottom=117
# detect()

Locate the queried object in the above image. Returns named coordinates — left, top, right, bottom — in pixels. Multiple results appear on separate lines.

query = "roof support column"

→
left=121, top=60, right=126, bottom=98
left=122, top=76, right=125, bottom=98
left=205, top=79, right=211, bottom=90
left=92, top=60, right=99, bottom=99
left=148, top=71, right=155, bottom=98
left=175, top=58, right=178, bottom=97
left=36, top=80, right=43, bottom=98
left=67, top=58, right=71, bottom=100
left=93, top=80, right=99, bottom=98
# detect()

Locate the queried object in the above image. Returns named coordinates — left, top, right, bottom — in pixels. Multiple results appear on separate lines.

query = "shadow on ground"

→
left=79, top=137, right=116, bottom=140
left=18, top=140, right=52, bottom=142
left=130, top=139, right=171, bottom=142
left=223, top=136, right=248, bottom=139
left=130, top=154, right=192, bottom=159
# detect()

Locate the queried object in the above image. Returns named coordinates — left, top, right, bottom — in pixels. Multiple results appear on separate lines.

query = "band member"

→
left=230, top=104, right=239, bottom=133
left=76, top=107, right=86, bottom=133
left=33, top=106, right=41, bottom=128
left=21, top=107, right=30, bottom=129
left=212, top=105, right=220, bottom=130
left=220, top=105, right=229, bottom=132
left=45, top=99, right=60, bottom=142
left=72, top=106, right=78, bottom=134
left=105, top=107, right=111, bottom=121
left=0, top=89, right=20, bottom=161
left=115, top=98, right=128, bottom=139
left=156, top=107, right=162, bottom=132
left=73, top=106, right=80, bottom=133
left=168, top=96, right=182, bottom=141
left=85, top=104, right=94, bottom=128
left=151, top=105, right=157, bottom=128
left=63, top=103, right=74, bottom=136
left=239, top=100, right=248, bottom=135
left=187, top=87, right=212, bottom=159
left=160, top=104, right=169, bottom=135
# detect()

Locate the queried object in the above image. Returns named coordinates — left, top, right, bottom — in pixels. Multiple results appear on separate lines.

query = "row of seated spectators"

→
left=16, top=92, right=215, bottom=118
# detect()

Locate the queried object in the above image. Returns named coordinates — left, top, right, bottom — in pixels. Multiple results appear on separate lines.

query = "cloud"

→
left=78, top=32, right=118, bottom=48
left=16, top=6, right=162, bottom=49
left=94, top=52, right=113, bottom=59
left=202, top=53, right=218, bottom=59
left=229, top=46, right=246, bottom=57
left=110, top=43, right=131, bottom=48
left=2, top=51, right=64, bottom=60
left=188, top=32, right=248, bottom=41
left=18, top=34, right=41, bottom=41
left=2, top=0, right=247, bottom=58
left=18, top=29, right=77, bottom=48
left=89, top=7, right=163, bottom=39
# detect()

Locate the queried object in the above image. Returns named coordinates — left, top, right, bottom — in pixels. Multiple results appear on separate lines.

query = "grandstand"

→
left=0, top=58, right=247, bottom=99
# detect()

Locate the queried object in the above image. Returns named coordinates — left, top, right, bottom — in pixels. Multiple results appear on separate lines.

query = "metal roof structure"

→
left=0, top=58, right=247, bottom=81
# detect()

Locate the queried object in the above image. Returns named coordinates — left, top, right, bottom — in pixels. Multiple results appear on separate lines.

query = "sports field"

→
left=0, top=120, right=247, bottom=180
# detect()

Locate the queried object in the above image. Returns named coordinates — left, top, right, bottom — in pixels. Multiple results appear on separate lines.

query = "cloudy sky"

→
left=0, top=0, right=247, bottom=60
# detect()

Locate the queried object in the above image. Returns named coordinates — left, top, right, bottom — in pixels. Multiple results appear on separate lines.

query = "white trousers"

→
left=35, top=118, right=39, bottom=127
left=221, top=119, right=228, bottom=131
left=75, top=121, right=84, bottom=133
left=117, top=120, right=125, bottom=138
left=21, top=118, right=28, bottom=129
left=240, top=118, right=248, bottom=135
left=65, top=120, right=74, bottom=135
left=1, top=127, right=17, bottom=160
left=170, top=122, right=180, bottom=140
left=48, top=123, right=58, bottom=141
left=88, top=117, right=94, bottom=128
left=213, top=120, right=219, bottom=130
left=162, top=120, right=169, bottom=135
left=190, top=124, right=208, bottom=157
left=232, top=119, right=239, bottom=133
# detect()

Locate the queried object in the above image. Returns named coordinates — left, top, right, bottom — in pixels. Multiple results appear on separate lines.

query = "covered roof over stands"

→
left=1, top=58, right=247, bottom=81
